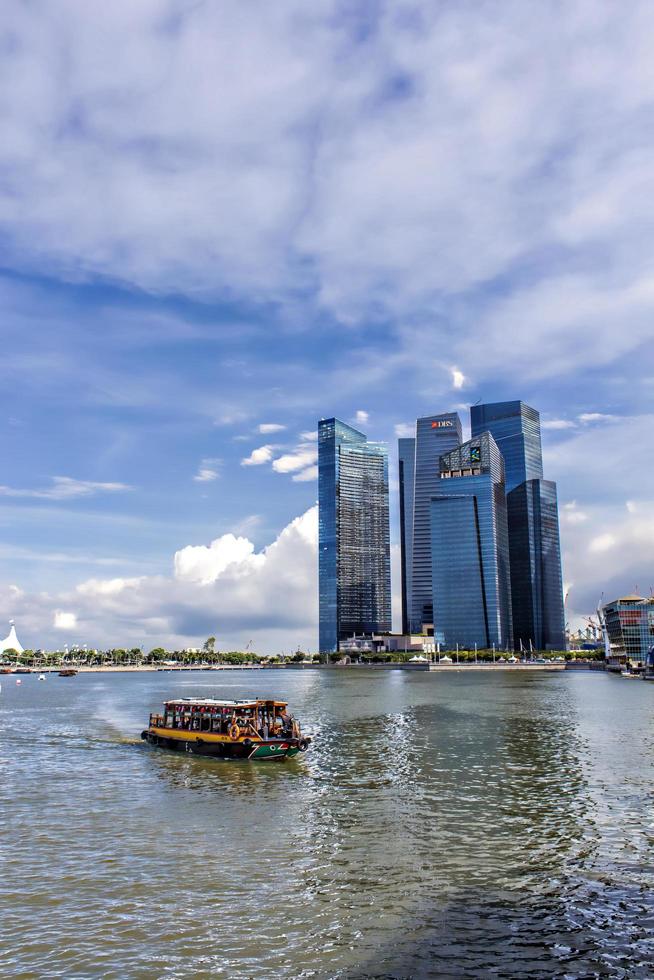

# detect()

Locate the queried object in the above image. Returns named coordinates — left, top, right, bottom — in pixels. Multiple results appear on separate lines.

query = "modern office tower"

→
left=409, top=413, right=462, bottom=633
left=430, top=432, right=513, bottom=650
left=471, top=400, right=565, bottom=651
left=470, top=400, right=543, bottom=493
left=398, top=437, right=416, bottom=635
left=318, top=418, right=391, bottom=653
left=507, top=480, right=566, bottom=651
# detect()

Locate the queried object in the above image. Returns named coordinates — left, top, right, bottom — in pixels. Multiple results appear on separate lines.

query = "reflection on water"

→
left=0, top=670, right=652, bottom=979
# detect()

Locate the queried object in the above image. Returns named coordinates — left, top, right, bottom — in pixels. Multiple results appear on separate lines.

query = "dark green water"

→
left=0, top=669, right=652, bottom=979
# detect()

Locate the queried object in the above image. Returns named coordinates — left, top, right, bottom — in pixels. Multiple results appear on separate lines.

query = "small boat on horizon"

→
left=141, top=697, right=311, bottom=761
left=58, top=668, right=78, bottom=677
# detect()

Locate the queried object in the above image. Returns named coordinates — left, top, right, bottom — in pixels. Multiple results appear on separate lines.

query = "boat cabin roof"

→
left=163, top=697, right=288, bottom=709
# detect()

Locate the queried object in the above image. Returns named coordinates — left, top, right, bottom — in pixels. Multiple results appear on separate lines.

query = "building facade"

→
left=318, top=418, right=392, bottom=653
left=602, top=595, right=654, bottom=667
left=507, top=480, right=566, bottom=651
left=470, top=400, right=543, bottom=493
left=471, top=400, right=565, bottom=651
left=409, top=413, right=462, bottom=633
left=430, top=433, right=513, bottom=650
left=398, top=437, right=416, bottom=635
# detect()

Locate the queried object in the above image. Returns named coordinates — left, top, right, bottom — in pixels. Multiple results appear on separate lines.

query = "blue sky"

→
left=1, top=0, right=652, bottom=651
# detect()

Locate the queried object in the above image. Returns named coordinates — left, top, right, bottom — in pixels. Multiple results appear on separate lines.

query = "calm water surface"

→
left=0, top=669, right=652, bottom=979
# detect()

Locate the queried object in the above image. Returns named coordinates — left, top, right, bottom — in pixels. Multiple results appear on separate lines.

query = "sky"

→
left=1, top=0, right=653, bottom=653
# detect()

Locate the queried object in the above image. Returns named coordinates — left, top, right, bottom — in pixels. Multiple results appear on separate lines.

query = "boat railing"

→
left=149, top=713, right=165, bottom=727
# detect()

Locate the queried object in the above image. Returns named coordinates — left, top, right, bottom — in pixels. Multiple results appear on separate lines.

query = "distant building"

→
left=602, top=595, right=654, bottom=667
left=430, top=432, right=513, bottom=650
left=398, top=437, right=416, bottom=635
left=507, top=480, right=566, bottom=651
left=0, top=620, right=24, bottom=655
left=318, top=418, right=391, bottom=653
left=471, top=400, right=565, bottom=650
left=405, top=413, right=462, bottom=634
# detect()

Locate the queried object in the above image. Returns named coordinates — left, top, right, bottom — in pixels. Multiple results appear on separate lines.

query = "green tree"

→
left=203, top=636, right=216, bottom=654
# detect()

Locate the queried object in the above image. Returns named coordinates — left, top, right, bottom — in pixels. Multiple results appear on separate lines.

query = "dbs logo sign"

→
left=431, top=420, right=453, bottom=428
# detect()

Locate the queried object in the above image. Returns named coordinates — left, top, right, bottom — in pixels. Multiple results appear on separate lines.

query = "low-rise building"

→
left=602, top=595, right=654, bottom=668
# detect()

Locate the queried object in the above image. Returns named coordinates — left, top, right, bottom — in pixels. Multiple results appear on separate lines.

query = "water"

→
left=0, top=669, right=652, bottom=979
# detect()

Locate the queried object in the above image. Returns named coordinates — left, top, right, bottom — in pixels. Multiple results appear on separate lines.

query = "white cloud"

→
left=272, top=447, right=318, bottom=474
left=394, top=423, right=414, bottom=438
left=561, top=501, right=588, bottom=525
left=0, top=507, right=319, bottom=652
left=193, top=458, right=221, bottom=482
left=354, top=410, right=369, bottom=425
left=53, top=611, right=77, bottom=630
left=241, top=445, right=277, bottom=467
left=175, top=534, right=261, bottom=586
left=76, top=577, right=145, bottom=597
left=292, top=466, right=318, bottom=482
left=589, top=533, right=616, bottom=554
left=578, top=412, right=618, bottom=424
left=258, top=423, right=286, bottom=434
left=299, top=431, right=318, bottom=441
left=450, top=368, right=466, bottom=390
left=0, top=477, right=131, bottom=500
left=542, top=419, right=576, bottom=430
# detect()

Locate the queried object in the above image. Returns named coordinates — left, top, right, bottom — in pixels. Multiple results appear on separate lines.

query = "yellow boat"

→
left=141, top=697, right=311, bottom=761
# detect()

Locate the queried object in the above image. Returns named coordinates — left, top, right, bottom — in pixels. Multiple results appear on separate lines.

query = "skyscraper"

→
left=318, top=418, right=391, bottom=653
left=398, top=437, right=415, bottom=635
left=470, top=400, right=543, bottom=493
left=430, top=432, right=513, bottom=650
left=507, top=480, right=566, bottom=651
left=409, top=413, right=462, bottom=633
left=471, top=400, right=565, bottom=651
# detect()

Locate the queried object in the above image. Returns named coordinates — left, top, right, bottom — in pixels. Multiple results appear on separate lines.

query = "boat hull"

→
left=141, top=727, right=306, bottom=761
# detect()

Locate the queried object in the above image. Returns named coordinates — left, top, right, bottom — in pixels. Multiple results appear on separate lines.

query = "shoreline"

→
left=8, top=661, right=576, bottom=674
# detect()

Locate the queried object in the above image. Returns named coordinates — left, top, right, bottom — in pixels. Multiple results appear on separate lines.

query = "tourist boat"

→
left=141, top=697, right=311, bottom=761
left=58, top=668, right=78, bottom=677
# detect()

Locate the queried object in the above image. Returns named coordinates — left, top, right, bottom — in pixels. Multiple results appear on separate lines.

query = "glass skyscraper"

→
left=470, top=400, right=565, bottom=651
left=507, top=479, right=566, bottom=651
left=408, top=413, right=462, bottom=633
left=470, top=400, right=543, bottom=493
left=431, top=432, right=513, bottom=650
left=318, top=418, right=391, bottom=653
left=398, top=437, right=415, bottom=635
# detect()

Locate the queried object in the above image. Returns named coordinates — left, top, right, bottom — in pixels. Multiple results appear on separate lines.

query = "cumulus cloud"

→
left=354, top=410, right=369, bottom=425
left=292, top=466, right=318, bottom=482
left=272, top=447, right=318, bottom=474
left=53, top=611, right=77, bottom=630
left=258, top=423, right=286, bottom=434
left=0, top=477, right=131, bottom=500
left=241, top=445, right=277, bottom=466
left=1, top=508, right=319, bottom=652
left=174, top=534, right=260, bottom=586
left=450, top=368, right=466, bottom=390
left=394, top=423, right=414, bottom=438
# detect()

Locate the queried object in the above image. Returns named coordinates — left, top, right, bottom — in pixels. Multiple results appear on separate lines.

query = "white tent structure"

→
left=1, top=621, right=24, bottom=655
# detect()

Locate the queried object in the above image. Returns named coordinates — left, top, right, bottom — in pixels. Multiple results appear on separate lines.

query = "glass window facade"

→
left=470, top=401, right=543, bottom=494
left=506, top=479, right=566, bottom=651
left=398, top=437, right=416, bottom=635
left=603, top=596, right=654, bottom=666
left=410, top=414, right=462, bottom=632
left=431, top=433, right=513, bottom=650
left=318, top=418, right=391, bottom=653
